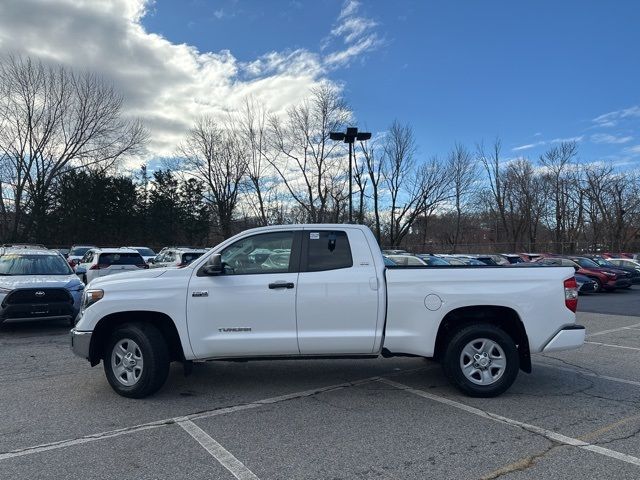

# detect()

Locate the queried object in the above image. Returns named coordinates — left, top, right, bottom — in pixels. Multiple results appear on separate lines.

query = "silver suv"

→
left=0, top=248, right=84, bottom=327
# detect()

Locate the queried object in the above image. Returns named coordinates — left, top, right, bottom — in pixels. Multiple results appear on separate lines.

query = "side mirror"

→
left=147, top=258, right=155, bottom=264
left=75, top=266, right=87, bottom=276
left=574, top=266, right=580, bottom=272
left=202, top=254, right=223, bottom=275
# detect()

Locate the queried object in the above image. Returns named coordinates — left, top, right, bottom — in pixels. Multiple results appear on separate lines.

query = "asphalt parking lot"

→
left=2, top=289, right=640, bottom=479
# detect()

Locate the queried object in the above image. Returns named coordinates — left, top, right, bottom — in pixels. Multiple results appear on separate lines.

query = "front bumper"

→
left=70, top=328, right=92, bottom=360
left=542, top=325, right=586, bottom=352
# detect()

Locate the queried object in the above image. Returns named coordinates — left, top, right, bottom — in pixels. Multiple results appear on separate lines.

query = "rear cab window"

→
left=99, top=252, right=145, bottom=266
left=303, top=230, right=353, bottom=272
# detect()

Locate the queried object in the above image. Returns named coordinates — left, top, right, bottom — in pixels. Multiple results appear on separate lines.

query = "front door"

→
left=187, top=230, right=301, bottom=359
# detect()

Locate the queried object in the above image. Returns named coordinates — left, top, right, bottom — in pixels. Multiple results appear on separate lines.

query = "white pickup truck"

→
left=71, top=224, right=585, bottom=398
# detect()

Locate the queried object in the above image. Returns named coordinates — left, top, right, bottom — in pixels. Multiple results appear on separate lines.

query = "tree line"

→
left=1, top=55, right=639, bottom=253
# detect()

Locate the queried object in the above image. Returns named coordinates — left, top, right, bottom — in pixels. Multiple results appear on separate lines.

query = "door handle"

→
left=268, top=282, right=295, bottom=289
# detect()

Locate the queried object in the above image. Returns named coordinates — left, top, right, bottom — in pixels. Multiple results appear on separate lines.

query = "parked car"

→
left=71, top=224, right=584, bottom=399
left=583, top=255, right=640, bottom=285
left=437, top=255, right=486, bottom=266
left=500, top=254, right=525, bottom=264
left=574, top=274, right=597, bottom=294
left=123, top=246, right=156, bottom=264
left=0, top=248, right=84, bottom=326
left=75, top=248, right=148, bottom=284
left=67, top=245, right=97, bottom=268
left=566, top=256, right=631, bottom=291
left=415, top=254, right=451, bottom=266
left=607, top=258, right=640, bottom=273
left=385, top=254, right=427, bottom=266
left=150, top=248, right=207, bottom=269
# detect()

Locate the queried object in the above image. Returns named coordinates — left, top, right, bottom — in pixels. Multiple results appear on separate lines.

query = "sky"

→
left=1, top=0, right=639, bottom=169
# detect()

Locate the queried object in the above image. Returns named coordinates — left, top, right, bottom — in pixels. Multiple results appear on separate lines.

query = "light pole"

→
left=329, top=127, right=371, bottom=223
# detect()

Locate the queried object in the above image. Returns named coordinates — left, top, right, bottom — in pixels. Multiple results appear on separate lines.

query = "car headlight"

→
left=82, top=289, right=104, bottom=309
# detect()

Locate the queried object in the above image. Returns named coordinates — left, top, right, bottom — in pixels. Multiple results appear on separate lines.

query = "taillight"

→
left=564, top=277, right=578, bottom=312
left=90, top=264, right=109, bottom=270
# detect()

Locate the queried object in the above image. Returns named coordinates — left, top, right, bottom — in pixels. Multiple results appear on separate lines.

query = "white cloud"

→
left=593, top=105, right=640, bottom=127
left=0, top=0, right=380, bottom=165
left=323, top=0, right=383, bottom=68
left=512, top=136, right=583, bottom=152
left=591, top=133, right=633, bottom=144
left=623, top=145, right=640, bottom=156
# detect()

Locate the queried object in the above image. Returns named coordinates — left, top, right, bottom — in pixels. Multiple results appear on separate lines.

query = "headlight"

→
left=82, top=289, right=104, bottom=309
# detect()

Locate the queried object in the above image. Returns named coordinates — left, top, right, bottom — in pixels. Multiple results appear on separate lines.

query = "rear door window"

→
left=304, top=231, right=352, bottom=272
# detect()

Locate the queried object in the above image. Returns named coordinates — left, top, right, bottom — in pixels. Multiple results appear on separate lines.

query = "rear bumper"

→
left=542, top=325, right=585, bottom=352
left=70, top=328, right=92, bottom=360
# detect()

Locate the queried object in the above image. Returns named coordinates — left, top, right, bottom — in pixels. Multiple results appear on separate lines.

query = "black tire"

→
left=442, top=323, right=519, bottom=398
left=82, top=274, right=88, bottom=285
left=590, top=277, right=602, bottom=292
left=103, top=323, right=170, bottom=398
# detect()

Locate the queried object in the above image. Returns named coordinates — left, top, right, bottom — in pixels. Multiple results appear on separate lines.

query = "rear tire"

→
left=442, top=323, right=519, bottom=397
left=591, top=278, right=603, bottom=292
left=103, top=323, right=170, bottom=398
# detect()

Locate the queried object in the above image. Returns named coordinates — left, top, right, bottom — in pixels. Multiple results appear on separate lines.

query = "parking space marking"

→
left=0, top=366, right=434, bottom=462
left=536, top=362, right=640, bottom=388
left=585, top=341, right=640, bottom=352
left=379, top=378, right=640, bottom=468
left=179, top=420, right=259, bottom=480
left=588, top=323, right=640, bottom=337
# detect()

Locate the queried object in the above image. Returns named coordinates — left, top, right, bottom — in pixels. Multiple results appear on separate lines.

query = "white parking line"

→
left=588, top=323, right=640, bottom=338
left=585, top=341, right=640, bottom=352
left=0, top=367, right=437, bottom=462
left=179, top=420, right=259, bottom=480
left=536, top=363, right=640, bottom=388
left=379, top=378, right=640, bottom=468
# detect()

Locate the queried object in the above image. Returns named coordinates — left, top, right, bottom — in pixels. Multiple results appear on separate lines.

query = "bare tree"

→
left=383, top=121, right=451, bottom=246
left=177, top=117, right=247, bottom=239
left=0, top=55, right=146, bottom=241
left=265, top=84, right=350, bottom=222
left=359, top=138, right=383, bottom=242
left=447, top=143, right=476, bottom=252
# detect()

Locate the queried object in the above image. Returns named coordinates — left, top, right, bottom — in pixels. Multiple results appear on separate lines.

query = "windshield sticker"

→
left=310, top=232, right=320, bottom=240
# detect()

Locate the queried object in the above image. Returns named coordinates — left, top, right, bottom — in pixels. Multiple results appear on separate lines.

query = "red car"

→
left=566, top=256, right=632, bottom=291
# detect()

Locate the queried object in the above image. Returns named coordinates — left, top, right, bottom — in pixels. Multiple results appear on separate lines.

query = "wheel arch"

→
left=433, top=305, right=531, bottom=373
left=89, top=310, right=185, bottom=366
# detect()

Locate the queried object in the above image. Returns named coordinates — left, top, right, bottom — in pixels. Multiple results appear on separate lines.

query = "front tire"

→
left=442, top=323, right=519, bottom=397
left=103, top=323, right=170, bottom=398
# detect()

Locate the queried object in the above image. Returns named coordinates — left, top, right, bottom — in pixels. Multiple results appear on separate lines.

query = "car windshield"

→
left=576, top=258, right=599, bottom=268
left=593, top=258, right=613, bottom=267
left=69, top=247, right=93, bottom=256
left=0, top=254, right=73, bottom=275
left=134, top=248, right=156, bottom=256
left=98, top=253, right=145, bottom=265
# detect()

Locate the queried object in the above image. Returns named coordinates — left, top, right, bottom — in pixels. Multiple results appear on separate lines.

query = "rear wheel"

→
left=103, top=323, right=169, bottom=398
left=442, top=323, right=519, bottom=397
left=591, top=277, right=603, bottom=292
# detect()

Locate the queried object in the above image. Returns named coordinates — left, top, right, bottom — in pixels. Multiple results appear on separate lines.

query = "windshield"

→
left=0, top=254, right=73, bottom=275
left=576, top=258, right=599, bottom=268
left=593, top=258, right=613, bottom=267
left=134, top=247, right=156, bottom=256
left=69, top=247, right=93, bottom=256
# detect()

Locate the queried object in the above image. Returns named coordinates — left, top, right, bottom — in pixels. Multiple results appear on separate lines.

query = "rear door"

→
left=295, top=228, right=380, bottom=354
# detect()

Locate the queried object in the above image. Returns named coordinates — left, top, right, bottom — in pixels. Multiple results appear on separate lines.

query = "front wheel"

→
left=442, top=323, right=519, bottom=397
left=103, top=323, right=170, bottom=398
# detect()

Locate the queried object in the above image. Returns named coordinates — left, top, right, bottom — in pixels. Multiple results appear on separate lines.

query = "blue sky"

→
left=140, top=0, right=640, bottom=165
